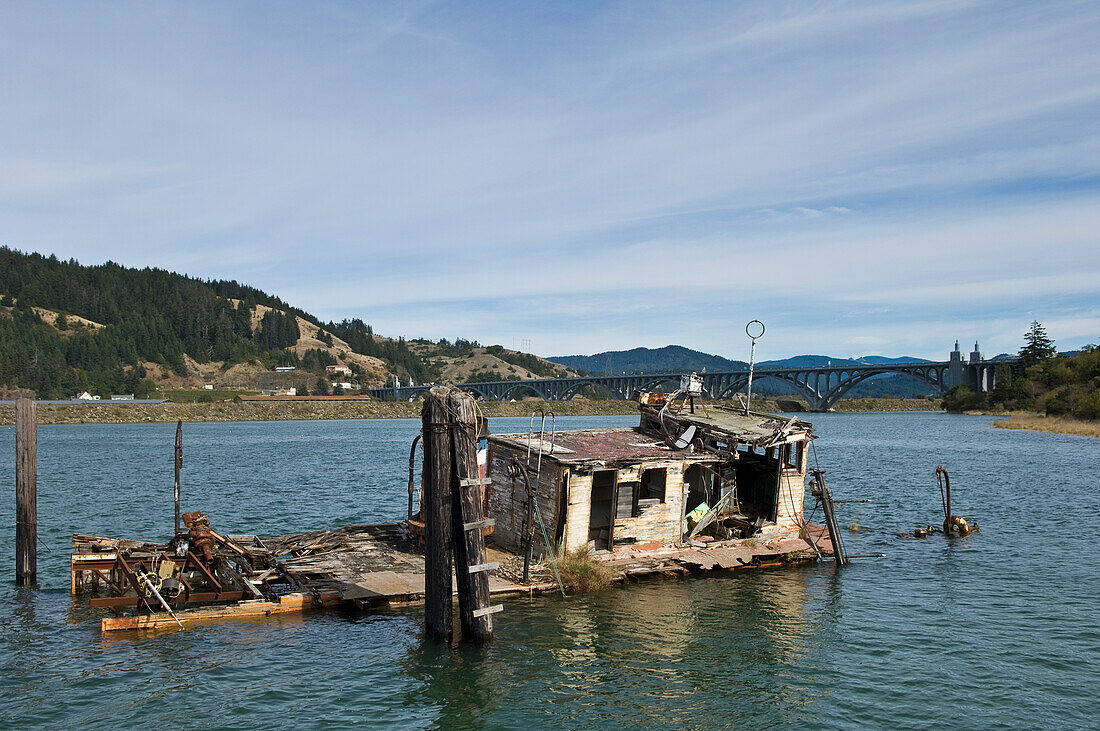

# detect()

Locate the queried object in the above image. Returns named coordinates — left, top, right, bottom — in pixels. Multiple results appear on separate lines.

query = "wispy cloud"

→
left=1, top=1, right=1098, bottom=359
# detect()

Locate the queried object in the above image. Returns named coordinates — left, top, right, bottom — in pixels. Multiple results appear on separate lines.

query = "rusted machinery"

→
left=70, top=511, right=283, bottom=617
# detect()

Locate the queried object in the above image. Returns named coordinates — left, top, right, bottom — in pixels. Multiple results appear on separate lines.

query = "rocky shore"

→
left=0, top=396, right=944, bottom=426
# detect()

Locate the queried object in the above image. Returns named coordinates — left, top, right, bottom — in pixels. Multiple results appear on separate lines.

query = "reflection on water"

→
left=1, top=413, right=1099, bottom=728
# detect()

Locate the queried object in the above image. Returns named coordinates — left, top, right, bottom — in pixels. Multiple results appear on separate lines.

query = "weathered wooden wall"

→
left=605, top=462, right=687, bottom=548
left=773, top=439, right=808, bottom=533
left=486, top=443, right=563, bottom=556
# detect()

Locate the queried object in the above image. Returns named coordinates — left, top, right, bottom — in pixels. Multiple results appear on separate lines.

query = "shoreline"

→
left=989, top=412, right=1100, bottom=439
left=0, top=396, right=943, bottom=426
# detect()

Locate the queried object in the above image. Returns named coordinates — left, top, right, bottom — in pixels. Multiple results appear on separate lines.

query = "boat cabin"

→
left=486, top=398, right=814, bottom=556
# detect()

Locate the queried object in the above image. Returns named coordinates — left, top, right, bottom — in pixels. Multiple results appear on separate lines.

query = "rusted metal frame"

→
left=185, top=550, right=223, bottom=591
left=115, top=554, right=157, bottom=614
left=91, top=591, right=245, bottom=609
left=91, top=568, right=126, bottom=596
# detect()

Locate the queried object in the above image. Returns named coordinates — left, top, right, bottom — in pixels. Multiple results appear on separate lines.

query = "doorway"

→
left=588, top=470, right=617, bottom=550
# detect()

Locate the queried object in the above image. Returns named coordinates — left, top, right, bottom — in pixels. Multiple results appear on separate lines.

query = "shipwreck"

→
left=71, top=380, right=846, bottom=633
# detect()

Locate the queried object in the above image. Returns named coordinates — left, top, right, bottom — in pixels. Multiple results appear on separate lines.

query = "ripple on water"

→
left=1, top=414, right=1099, bottom=728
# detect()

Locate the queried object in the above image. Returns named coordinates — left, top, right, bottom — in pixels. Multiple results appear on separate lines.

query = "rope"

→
left=532, top=494, right=566, bottom=598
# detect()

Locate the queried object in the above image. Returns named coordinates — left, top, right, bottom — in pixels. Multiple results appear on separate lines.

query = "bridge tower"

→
left=949, top=340, right=965, bottom=389
left=970, top=341, right=992, bottom=392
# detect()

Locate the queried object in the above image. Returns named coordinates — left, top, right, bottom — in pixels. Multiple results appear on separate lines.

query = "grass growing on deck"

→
left=559, top=547, right=616, bottom=592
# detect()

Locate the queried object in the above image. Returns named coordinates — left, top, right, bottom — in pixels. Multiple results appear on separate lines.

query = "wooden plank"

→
left=459, top=477, right=492, bottom=487
left=100, top=597, right=307, bottom=632
left=463, top=519, right=495, bottom=531
left=472, top=605, right=503, bottom=618
left=15, top=397, right=37, bottom=585
left=467, top=562, right=498, bottom=574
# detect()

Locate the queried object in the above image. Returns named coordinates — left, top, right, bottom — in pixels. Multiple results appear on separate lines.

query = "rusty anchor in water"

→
left=936, top=466, right=978, bottom=536
left=901, top=467, right=980, bottom=539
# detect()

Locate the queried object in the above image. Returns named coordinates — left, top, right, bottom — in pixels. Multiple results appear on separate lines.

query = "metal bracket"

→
left=459, top=477, right=492, bottom=487
left=468, top=562, right=499, bottom=574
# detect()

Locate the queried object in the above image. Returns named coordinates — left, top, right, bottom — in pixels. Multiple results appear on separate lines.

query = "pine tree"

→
left=1019, top=321, right=1057, bottom=367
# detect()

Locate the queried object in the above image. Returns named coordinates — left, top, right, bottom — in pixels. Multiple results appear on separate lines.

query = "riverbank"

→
left=0, top=396, right=944, bottom=425
left=991, top=412, right=1100, bottom=438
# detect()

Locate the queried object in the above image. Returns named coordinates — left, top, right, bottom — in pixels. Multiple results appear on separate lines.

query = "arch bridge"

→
left=369, top=342, right=1007, bottom=412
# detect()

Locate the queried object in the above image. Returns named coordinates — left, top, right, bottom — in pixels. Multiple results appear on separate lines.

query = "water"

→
left=1, top=413, right=1098, bottom=728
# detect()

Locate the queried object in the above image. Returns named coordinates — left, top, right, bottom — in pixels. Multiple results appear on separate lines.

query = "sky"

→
left=2, top=1, right=1098, bottom=362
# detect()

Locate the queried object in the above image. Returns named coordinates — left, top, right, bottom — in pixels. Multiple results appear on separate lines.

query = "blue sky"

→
left=2, top=1, right=1098, bottom=361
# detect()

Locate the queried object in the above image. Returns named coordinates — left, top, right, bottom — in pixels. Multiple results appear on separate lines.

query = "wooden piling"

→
left=15, top=397, right=37, bottom=585
left=422, top=387, right=455, bottom=641
left=448, top=389, right=494, bottom=645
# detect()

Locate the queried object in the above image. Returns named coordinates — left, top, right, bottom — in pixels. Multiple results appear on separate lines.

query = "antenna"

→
left=744, top=320, right=765, bottom=414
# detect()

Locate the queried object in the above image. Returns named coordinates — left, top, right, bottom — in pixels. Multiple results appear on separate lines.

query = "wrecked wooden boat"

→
left=485, top=388, right=839, bottom=577
left=71, top=385, right=843, bottom=632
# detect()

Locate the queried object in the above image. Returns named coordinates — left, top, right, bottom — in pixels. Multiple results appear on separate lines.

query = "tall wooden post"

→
left=174, top=420, right=183, bottom=533
left=449, top=389, right=494, bottom=645
left=15, top=397, right=37, bottom=585
left=422, top=387, right=455, bottom=641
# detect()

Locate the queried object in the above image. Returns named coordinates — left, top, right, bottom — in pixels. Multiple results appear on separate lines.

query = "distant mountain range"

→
left=549, top=346, right=935, bottom=374
left=548, top=346, right=942, bottom=398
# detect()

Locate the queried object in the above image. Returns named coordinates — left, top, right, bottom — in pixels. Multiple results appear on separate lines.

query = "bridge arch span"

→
left=713, top=377, right=749, bottom=400
left=498, top=383, right=545, bottom=401
left=560, top=380, right=620, bottom=401
left=462, top=385, right=491, bottom=401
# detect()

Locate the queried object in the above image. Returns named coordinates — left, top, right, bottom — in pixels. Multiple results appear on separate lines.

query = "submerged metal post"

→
left=174, top=420, right=183, bottom=534
left=15, top=397, right=38, bottom=585
left=744, top=320, right=765, bottom=414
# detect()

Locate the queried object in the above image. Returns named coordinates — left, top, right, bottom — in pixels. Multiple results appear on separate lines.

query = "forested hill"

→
left=0, top=247, right=432, bottom=397
left=0, top=247, right=576, bottom=398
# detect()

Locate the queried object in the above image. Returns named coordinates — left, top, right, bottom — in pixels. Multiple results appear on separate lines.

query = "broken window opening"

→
left=617, top=481, right=639, bottom=518
left=783, top=441, right=803, bottom=471
left=640, top=468, right=667, bottom=505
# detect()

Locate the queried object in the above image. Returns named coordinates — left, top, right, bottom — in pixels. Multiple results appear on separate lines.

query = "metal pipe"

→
left=407, top=433, right=423, bottom=519
left=139, top=570, right=184, bottom=630
left=744, top=320, right=765, bottom=414
left=174, top=420, right=182, bottom=534
left=937, top=466, right=952, bottom=534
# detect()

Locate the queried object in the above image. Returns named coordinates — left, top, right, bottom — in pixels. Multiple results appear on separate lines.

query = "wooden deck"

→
left=80, top=521, right=832, bottom=632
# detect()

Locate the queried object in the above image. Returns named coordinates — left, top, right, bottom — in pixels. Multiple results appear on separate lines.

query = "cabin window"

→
left=640, top=468, right=667, bottom=504
left=784, top=442, right=803, bottom=471
left=616, top=481, right=638, bottom=519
